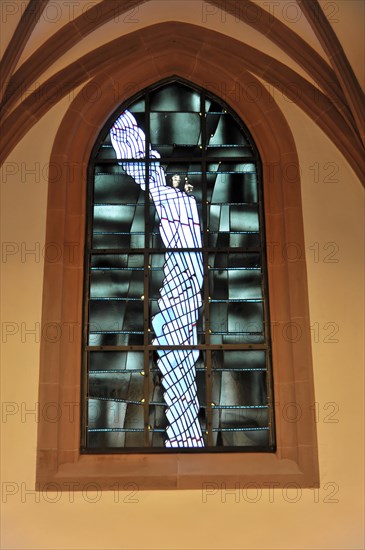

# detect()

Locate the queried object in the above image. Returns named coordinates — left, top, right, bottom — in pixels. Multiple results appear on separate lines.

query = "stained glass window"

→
left=82, top=80, right=275, bottom=451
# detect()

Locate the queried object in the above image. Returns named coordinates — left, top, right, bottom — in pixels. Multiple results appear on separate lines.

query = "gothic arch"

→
left=37, top=26, right=318, bottom=488
left=1, top=21, right=363, bottom=182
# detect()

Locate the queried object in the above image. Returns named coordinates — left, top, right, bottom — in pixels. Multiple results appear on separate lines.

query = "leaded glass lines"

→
left=82, top=81, right=275, bottom=452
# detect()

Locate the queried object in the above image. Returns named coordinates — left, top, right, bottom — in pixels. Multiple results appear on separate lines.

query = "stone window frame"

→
left=36, top=39, right=319, bottom=490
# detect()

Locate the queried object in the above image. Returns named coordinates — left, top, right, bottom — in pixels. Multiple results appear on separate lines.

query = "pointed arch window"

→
left=82, top=80, right=275, bottom=451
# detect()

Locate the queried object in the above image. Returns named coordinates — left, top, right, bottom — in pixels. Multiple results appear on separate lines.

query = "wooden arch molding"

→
left=37, top=27, right=319, bottom=489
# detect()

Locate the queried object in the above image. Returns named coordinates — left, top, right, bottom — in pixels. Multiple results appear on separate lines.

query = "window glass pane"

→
left=92, top=198, right=145, bottom=249
left=89, top=351, right=144, bottom=371
left=207, top=162, right=259, bottom=248
left=149, top=163, right=203, bottom=248
left=84, top=81, right=274, bottom=452
left=87, top=352, right=146, bottom=448
left=212, top=350, right=266, bottom=371
left=207, top=163, right=258, bottom=204
left=149, top=254, right=205, bottom=344
left=209, top=253, right=262, bottom=300
left=129, top=98, right=145, bottom=112
left=206, top=111, right=254, bottom=158
left=90, top=255, right=144, bottom=299
left=206, top=112, right=248, bottom=145
left=94, top=167, right=142, bottom=204
left=88, top=255, right=144, bottom=346
left=150, top=83, right=201, bottom=112
left=150, top=113, right=201, bottom=149
left=96, top=107, right=147, bottom=161
left=148, top=368, right=206, bottom=447
left=209, top=301, right=264, bottom=344
left=212, top=368, right=269, bottom=447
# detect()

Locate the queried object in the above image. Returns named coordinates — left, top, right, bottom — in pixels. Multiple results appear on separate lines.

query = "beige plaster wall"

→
left=1, top=79, right=363, bottom=550
left=1, top=2, right=364, bottom=548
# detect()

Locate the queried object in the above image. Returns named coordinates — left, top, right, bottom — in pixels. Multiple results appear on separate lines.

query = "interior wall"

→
left=1, top=2, right=364, bottom=549
left=1, top=77, right=363, bottom=550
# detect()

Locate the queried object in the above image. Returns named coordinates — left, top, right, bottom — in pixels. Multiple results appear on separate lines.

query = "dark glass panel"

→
left=92, top=233, right=145, bottom=249
left=90, top=254, right=144, bottom=268
left=150, top=113, right=201, bottom=147
left=94, top=169, right=143, bottom=204
left=88, top=371, right=144, bottom=403
left=206, top=113, right=247, bottom=144
left=207, top=166, right=258, bottom=204
left=206, top=112, right=252, bottom=157
left=208, top=231, right=260, bottom=249
left=207, top=167, right=260, bottom=245
left=88, top=399, right=130, bottom=447
left=92, top=199, right=145, bottom=249
left=208, top=253, right=262, bottom=301
left=89, top=351, right=144, bottom=372
left=213, top=370, right=267, bottom=406
left=88, top=371, right=144, bottom=450
left=88, top=398, right=126, bottom=429
left=88, top=298, right=144, bottom=346
left=216, top=427, right=269, bottom=447
left=87, top=393, right=145, bottom=448
left=92, top=204, right=143, bottom=233
left=150, top=83, right=201, bottom=112
left=90, top=267, right=143, bottom=299
left=211, top=367, right=268, bottom=447
left=205, top=99, right=222, bottom=113
left=207, top=146, right=254, bottom=158
left=129, top=98, right=145, bottom=112
left=211, top=350, right=266, bottom=371
left=89, top=257, right=145, bottom=302
left=230, top=204, right=259, bottom=232
left=209, top=301, right=264, bottom=344
left=88, top=430, right=145, bottom=448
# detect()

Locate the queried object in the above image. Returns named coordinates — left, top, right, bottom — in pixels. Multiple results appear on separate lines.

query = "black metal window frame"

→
left=81, top=78, right=276, bottom=453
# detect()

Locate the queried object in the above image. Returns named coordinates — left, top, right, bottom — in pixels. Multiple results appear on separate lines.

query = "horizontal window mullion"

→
left=212, top=427, right=270, bottom=432
left=93, top=156, right=258, bottom=165
left=212, top=405, right=268, bottom=410
left=85, top=344, right=270, bottom=351
left=89, top=248, right=262, bottom=254
left=89, top=367, right=267, bottom=373
left=209, top=299, right=263, bottom=303
left=87, top=428, right=166, bottom=433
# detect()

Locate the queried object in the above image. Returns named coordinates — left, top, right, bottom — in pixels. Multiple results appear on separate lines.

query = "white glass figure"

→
left=110, top=110, right=204, bottom=447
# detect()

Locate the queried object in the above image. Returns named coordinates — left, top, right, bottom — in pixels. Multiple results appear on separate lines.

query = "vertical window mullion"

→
left=143, top=93, right=151, bottom=446
left=201, top=92, right=213, bottom=445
